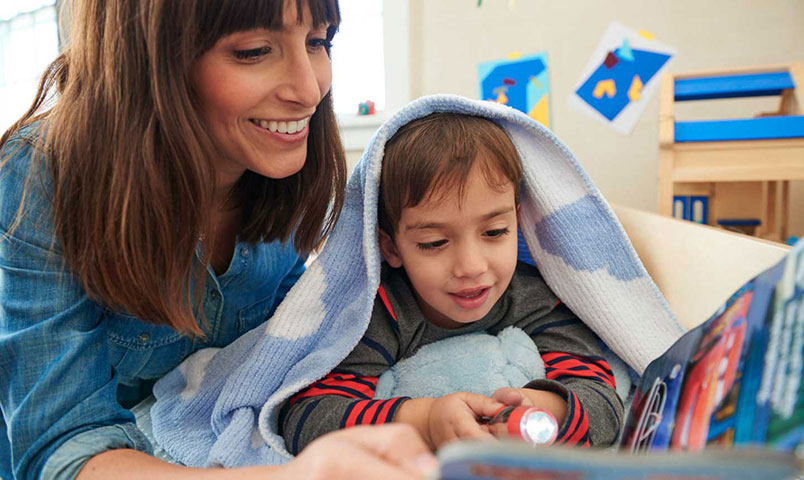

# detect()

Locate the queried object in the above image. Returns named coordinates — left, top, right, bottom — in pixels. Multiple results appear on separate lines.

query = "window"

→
left=333, top=0, right=410, bottom=151
left=0, top=1, right=59, bottom=132
left=331, top=0, right=385, bottom=115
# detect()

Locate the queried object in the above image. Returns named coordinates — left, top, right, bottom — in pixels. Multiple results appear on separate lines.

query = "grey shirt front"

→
left=280, top=261, right=624, bottom=453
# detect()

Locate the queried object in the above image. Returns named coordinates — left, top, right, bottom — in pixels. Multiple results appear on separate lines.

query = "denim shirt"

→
left=0, top=131, right=306, bottom=479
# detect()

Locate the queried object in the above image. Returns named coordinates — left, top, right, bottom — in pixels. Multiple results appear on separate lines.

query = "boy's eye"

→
left=234, top=46, right=271, bottom=60
left=485, top=228, right=510, bottom=238
left=416, top=239, right=447, bottom=251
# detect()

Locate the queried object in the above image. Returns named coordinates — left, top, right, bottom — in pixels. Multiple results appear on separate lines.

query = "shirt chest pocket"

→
left=237, top=294, right=278, bottom=334
left=105, top=313, right=190, bottom=381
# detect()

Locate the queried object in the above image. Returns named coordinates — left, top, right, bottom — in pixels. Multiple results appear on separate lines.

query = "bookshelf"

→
left=657, top=63, right=804, bottom=242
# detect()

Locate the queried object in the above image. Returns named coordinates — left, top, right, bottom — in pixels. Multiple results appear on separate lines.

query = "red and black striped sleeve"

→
left=519, top=302, right=624, bottom=447
left=279, top=292, right=407, bottom=454
left=542, top=352, right=616, bottom=389
left=280, top=369, right=409, bottom=455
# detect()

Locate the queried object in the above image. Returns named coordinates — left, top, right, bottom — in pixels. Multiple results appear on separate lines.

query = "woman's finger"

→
left=336, top=443, right=434, bottom=480
left=331, top=424, right=437, bottom=476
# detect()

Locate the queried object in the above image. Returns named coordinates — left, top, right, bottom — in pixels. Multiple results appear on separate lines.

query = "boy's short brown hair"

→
left=378, top=113, right=523, bottom=236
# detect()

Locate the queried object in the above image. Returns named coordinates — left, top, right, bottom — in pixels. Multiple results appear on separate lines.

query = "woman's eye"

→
left=308, top=38, right=333, bottom=52
left=234, top=46, right=271, bottom=60
left=485, top=228, right=510, bottom=238
left=416, top=239, right=447, bottom=251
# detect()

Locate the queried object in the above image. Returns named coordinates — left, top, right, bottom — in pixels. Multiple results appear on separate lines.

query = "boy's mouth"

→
left=452, top=287, right=488, bottom=298
left=449, top=287, right=491, bottom=310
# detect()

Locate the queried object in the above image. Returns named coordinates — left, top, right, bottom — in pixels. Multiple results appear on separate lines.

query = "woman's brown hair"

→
left=378, top=113, right=523, bottom=237
left=0, top=0, right=345, bottom=336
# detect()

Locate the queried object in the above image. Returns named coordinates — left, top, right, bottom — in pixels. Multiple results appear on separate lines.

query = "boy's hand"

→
left=427, top=392, right=503, bottom=449
left=491, top=387, right=534, bottom=408
left=394, top=393, right=504, bottom=450
left=492, top=387, right=567, bottom=427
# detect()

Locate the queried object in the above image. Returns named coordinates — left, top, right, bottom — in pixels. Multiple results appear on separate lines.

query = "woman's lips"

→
left=250, top=119, right=309, bottom=144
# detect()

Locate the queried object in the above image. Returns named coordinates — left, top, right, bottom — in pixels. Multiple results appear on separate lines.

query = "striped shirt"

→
left=280, top=262, right=623, bottom=453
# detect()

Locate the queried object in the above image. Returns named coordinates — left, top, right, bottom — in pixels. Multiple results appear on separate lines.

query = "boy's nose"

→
left=452, top=244, right=488, bottom=278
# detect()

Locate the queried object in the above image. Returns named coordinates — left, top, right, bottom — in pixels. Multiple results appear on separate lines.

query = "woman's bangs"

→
left=200, top=0, right=341, bottom=50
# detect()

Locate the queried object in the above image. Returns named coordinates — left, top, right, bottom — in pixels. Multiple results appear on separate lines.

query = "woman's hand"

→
left=78, top=424, right=435, bottom=480
left=278, top=424, right=437, bottom=480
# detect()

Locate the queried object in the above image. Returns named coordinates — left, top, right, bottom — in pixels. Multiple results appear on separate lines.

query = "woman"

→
left=0, top=0, right=434, bottom=479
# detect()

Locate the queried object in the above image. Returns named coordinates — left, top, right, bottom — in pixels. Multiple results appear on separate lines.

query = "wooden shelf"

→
left=657, top=63, right=804, bottom=242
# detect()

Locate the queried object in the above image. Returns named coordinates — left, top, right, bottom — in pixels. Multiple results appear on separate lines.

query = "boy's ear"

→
left=378, top=229, right=403, bottom=268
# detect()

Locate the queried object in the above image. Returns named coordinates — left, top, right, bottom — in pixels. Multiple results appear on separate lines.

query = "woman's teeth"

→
left=253, top=118, right=308, bottom=134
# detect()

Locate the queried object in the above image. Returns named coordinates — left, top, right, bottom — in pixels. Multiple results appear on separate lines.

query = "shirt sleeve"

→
left=271, top=254, right=306, bottom=314
left=279, top=294, right=408, bottom=455
left=519, top=302, right=624, bottom=447
left=0, top=138, right=151, bottom=480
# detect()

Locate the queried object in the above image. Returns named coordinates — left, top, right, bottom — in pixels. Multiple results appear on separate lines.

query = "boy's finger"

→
left=453, top=418, right=497, bottom=442
left=457, top=393, right=504, bottom=418
left=432, top=426, right=459, bottom=450
left=492, top=388, right=534, bottom=407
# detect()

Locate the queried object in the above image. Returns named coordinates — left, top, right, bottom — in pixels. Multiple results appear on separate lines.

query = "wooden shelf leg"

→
left=781, top=180, right=790, bottom=241
left=658, top=148, right=674, bottom=216
left=708, top=182, right=717, bottom=226
left=760, top=181, right=779, bottom=242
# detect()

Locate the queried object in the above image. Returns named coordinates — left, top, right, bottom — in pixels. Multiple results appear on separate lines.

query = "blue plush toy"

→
left=375, top=327, right=544, bottom=399
left=374, top=327, right=633, bottom=402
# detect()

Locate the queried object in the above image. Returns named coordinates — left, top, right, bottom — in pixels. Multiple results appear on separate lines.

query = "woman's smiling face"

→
left=192, top=0, right=333, bottom=190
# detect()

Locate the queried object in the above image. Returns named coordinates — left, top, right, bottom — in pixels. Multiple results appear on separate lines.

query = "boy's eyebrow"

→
left=480, top=207, right=516, bottom=221
left=404, top=207, right=515, bottom=231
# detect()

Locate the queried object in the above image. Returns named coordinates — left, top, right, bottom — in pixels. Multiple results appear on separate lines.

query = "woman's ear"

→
left=378, top=229, right=403, bottom=268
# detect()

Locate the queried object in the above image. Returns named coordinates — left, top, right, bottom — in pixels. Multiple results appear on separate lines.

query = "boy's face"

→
left=379, top=165, right=519, bottom=329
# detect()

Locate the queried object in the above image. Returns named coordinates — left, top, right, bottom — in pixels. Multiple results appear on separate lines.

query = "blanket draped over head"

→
left=151, top=94, right=685, bottom=467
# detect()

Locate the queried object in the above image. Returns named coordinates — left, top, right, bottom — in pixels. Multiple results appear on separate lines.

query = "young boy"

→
left=280, top=113, right=623, bottom=454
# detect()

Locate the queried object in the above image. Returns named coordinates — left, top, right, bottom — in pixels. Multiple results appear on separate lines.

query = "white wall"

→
left=397, top=0, right=804, bottom=235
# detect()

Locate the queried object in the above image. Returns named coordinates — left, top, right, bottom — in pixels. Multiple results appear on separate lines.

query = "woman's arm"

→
left=77, top=425, right=437, bottom=480
left=77, top=450, right=270, bottom=480
left=0, top=138, right=156, bottom=479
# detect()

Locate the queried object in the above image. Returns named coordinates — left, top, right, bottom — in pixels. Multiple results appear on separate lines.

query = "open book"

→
left=434, top=242, right=804, bottom=480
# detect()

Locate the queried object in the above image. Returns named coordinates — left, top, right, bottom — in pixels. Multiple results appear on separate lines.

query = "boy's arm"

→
left=280, top=372, right=410, bottom=454
left=392, top=397, right=435, bottom=446
left=393, top=393, right=502, bottom=450
left=280, top=297, right=407, bottom=454
left=519, top=302, right=624, bottom=447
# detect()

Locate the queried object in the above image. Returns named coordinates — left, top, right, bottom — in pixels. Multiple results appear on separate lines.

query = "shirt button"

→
left=210, top=290, right=218, bottom=299
left=138, top=333, right=150, bottom=344
left=240, top=247, right=249, bottom=257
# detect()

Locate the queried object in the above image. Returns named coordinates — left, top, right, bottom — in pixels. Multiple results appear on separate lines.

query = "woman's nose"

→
left=277, top=48, right=327, bottom=108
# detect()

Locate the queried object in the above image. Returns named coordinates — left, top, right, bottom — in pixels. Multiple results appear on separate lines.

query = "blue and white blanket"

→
left=151, top=94, right=685, bottom=467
